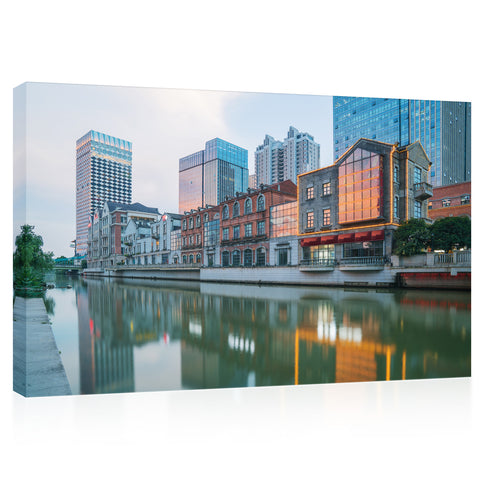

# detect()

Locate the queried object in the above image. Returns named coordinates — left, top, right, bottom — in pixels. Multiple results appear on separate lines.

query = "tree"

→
left=393, top=219, right=431, bottom=256
left=13, top=225, right=55, bottom=294
left=430, top=216, right=471, bottom=252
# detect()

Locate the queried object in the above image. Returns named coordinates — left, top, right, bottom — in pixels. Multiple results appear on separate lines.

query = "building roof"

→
left=105, top=201, right=159, bottom=215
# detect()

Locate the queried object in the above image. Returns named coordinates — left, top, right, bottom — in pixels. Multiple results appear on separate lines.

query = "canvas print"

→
left=13, top=83, right=471, bottom=397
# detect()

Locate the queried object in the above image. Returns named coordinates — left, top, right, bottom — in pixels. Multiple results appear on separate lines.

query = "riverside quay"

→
left=85, top=138, right=470, bottom=289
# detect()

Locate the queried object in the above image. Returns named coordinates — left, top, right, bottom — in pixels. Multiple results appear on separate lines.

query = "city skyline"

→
left=13, top=82, right=333, bottom=257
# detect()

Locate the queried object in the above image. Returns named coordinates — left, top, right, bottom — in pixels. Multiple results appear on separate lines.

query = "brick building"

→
left=428, top=181, right=471, bottom=221
left=218, top=180, right=297, bottom=267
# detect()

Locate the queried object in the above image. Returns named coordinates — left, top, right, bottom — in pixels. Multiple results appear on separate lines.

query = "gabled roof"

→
left=105, top=201, right=159, bottom=215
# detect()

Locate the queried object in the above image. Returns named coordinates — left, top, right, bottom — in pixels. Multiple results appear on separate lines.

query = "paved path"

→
left=13, top=297, right=71, bottom=397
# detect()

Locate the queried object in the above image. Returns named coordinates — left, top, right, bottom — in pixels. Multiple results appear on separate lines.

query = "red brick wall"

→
left=428, top=181, right=471, bottom=220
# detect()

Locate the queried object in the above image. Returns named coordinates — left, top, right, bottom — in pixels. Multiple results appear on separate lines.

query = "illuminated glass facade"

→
left=338, top=148, right=383, bottom=223
left=76, top=130, right=132, bottom=256
left=333, top=97, right=471, bottom=187
left=270, top=201, right=298, bottom=237
left=179, top=138, right=248, bottom=213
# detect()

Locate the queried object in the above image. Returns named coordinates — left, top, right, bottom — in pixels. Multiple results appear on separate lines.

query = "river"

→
left=46, top=275, right=471, bottom=395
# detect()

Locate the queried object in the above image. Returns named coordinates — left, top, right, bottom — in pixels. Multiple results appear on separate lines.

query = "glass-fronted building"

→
left=179, top=138, right=248, bottom=213
left=76, top=130, right=132, bottom=256
left=333, top=97, right=471, bottom=187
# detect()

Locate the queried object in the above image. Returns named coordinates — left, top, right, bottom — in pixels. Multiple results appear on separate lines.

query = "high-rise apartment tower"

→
left=333, top=97, right=471, bottom=187
left=76, top=130, right=132, bottom=255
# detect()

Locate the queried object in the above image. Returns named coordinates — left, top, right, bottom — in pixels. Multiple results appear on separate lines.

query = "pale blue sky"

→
left=14, top=82, right=333, bottom=257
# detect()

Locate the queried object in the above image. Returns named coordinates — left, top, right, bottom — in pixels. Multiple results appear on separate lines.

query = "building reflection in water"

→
left=73, top=277, right=470, bottom=394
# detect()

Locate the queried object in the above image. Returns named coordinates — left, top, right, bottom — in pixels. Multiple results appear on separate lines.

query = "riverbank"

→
left=85, top=264, right=471, bottom=290
left=13, top=297, right=71, bottom=397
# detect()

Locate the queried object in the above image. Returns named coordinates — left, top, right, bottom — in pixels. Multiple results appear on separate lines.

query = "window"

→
left=189, top=217, right=194, bottom=229
left=306, top=211, right=314, bottom=229
left=196, top=215, right=201, bottom=227
left=244, top=249, right=253, bottom=267
left=222, top=251, right=230, bottom=267
left=257, top=220, right=265, bottom=236
left=233, top=201, right=240, bottom=217
left=196, top=253, right=201, bottom=263
left=306, top=186, right=314, bottom=200
left=222, top=227, right=229, bottom=241
left=442, top=198, right=451, bottom=208
left=414, top=166, right=421, bottom=184
left=204, top=213, right=209, bottom=223
left=182, top=219, right=187, bottom=230
left=428, top=201, right=432, bottom=210
left=278, top=248, right=288, bottom=266
left=189, top=254, right=194, bottom=264
left=233, top=225, right=240, bottom=239
left=257, top=195, right=265, bottom=211
left=232, top=250, right=241, bottom=266
left=394, top=165, right=399, bottom=183
left=323, top=209, right=331, bottom=226
left=461, top=195, right=470, bottom=205
left=414, top=200, right=422, bottom=218
left=322, top=182, right=331, bottom=196
left=245, top=198, right=252, bottom=214
left=394, top=196, right=399, bottom=217
left=196, top=234, right=201, bottom=245
left=245, top=223, right=252, bottom=237
left=222, top=204, right=229, bottom=219
left=256, top=248, right=266, bottom=266
left=343, top=241, right=383, bottom=258
left=182, top=255, right=187, bottom=264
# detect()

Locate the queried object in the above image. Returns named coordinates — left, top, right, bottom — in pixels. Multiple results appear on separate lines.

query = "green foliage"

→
left=430, top=216, right=471, bottom=252
left=81, top=259, right=88, bottom=269
left=393, top=219, right=431, bottom=256
left=13, top=225, right=55, bottom=295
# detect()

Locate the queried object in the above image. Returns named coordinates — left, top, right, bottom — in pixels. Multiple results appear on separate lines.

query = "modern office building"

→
left=179, top=138, right=249, bottom=214
left=333, top=97, right=471, bottom=187
left=255, top=126, right=321, bottom=186
left=76, top=130, right=132, bottom=255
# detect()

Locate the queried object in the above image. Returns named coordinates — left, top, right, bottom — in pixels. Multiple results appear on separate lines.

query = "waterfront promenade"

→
left=13, top=297, right=71, bottom=397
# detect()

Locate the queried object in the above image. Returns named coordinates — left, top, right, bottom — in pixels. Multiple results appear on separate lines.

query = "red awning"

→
left=371, top=229, right=385, bottom=241
left=320, top=235, right=338, bottom=245
left=354, top=231, right=371, bottom=241
left=338, top=233, right=355, bottom=243
left=301, top=237, right=322, bottom=247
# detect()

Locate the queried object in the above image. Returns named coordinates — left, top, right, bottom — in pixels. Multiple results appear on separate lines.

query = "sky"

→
left=13, top=82, right=333, bottom=257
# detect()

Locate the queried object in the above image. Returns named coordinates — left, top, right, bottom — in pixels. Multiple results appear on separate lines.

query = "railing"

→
left=300, top=258, right=336, bottom=267
left=340, top=256, right=386, bottom=266
left=413, top=182, right=433, bottom=200
left=434, top=250, right=471, bottom=265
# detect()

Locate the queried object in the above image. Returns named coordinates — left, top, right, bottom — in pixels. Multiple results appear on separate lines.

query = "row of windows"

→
left=222, top=220, right=266, bottom=240
left=183, top=212, right=210, bottom=230
left=306, top=182, right=331, bottom=200
left=306, top=209, right=331, bottom=229
left=222, top=195, right=265, bottom=219
left=221, top=248, right=266, bottom=267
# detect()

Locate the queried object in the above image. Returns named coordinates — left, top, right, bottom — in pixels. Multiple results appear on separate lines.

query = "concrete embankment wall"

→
left=13, top=297, right=71, bottom=397
left=103, top=268, right=201, bottom=282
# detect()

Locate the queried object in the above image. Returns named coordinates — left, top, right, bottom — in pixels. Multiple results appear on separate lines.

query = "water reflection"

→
left=48, top=276, right=470, bottom=395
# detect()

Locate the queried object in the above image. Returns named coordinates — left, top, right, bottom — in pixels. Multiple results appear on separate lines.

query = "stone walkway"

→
left=13, top=297, right=71, bottom=397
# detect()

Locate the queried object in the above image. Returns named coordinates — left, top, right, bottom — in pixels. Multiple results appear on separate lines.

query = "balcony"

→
left=414, top=182, right=433, bottom=200
left=339, top=256, right=387, bottom=271
left=299, top=258, right=335, bottom=272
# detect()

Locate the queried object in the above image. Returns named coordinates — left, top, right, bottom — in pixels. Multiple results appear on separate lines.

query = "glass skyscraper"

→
left=333, top=97, right=471, bottom=187
left=76, top=130, right=132, bottom=255
left=179, top=138, right=248, bottom=213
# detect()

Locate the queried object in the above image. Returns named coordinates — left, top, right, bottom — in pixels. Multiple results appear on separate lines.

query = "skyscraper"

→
left=255, top=126, right=320, bottom=186
left=179, top=138, right=248, bottom=213
left=76, top=130, right=132, bottom=255
left=333, top=97, right=471, bottom=187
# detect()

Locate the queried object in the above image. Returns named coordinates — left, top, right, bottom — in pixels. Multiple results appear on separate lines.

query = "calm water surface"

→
left=46, top=276, right=471, bottom=395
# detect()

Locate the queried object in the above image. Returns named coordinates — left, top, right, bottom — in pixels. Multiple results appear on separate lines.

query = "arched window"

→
left=257, top=195, right=265, bottom=212
left=196, top=253, right=202, bottom=264
left=173, top=255, right=179, bottom=264
left=245, top=198, right=252, bottom=215
left=196, top=215, right=201, bottom=227
left=256, top=247, right=266, bottom=266
left=222, top=204, right=229, bottom=220
left=222, top=250, right=230, bottom=267
left=189, top=254, right=194, bottom=264
left=244, top=249, right=253, bottom=267
left=204, top=213, right=209, bottom=223
left=233, top=201, right=240, bottom=217
left=182, top=219, right=187, bottom=230
left=189, top=217, right=194, bottom=229
left=182, top=255, right=187, bottom=264
left=232, top=250, right=241, bottom=266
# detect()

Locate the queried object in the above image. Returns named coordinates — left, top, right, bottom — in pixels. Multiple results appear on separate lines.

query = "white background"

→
left=1, top=1, right=478, bottom=478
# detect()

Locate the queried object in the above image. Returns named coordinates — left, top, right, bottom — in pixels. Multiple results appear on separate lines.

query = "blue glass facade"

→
left=179, top=138, right=248, bottom=212
left=333, top=96, right=471, bottom=187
